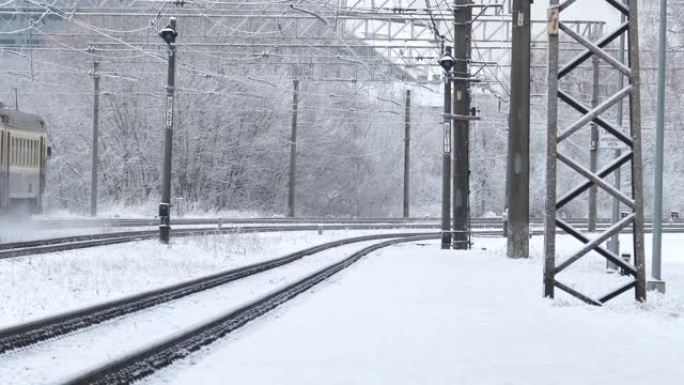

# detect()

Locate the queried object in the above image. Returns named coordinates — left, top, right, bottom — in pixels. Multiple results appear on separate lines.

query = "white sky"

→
left=531, top=1, right=620, bottom=27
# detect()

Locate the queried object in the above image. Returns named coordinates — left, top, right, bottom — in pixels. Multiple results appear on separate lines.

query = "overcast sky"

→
left=531, top=2, right=620, bottom=27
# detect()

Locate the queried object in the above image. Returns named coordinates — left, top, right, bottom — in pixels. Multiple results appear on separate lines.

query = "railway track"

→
left=0, top=223, right=439, bottom=260
left=24, top=216, right=684, bottom=231
left=25, top=216, right=455, bottom=230
left=0, top=232, right=434, bottom=355
left=58, top=234, right=436, bottom=385
left=2, top=220, right=683, bottom=261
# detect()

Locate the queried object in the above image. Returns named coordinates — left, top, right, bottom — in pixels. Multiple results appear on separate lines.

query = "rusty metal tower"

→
left=544, top=0, right=647, bottom=305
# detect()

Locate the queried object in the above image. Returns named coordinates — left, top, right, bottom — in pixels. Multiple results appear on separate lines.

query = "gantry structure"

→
left=0, top=0, right=605, bottom=87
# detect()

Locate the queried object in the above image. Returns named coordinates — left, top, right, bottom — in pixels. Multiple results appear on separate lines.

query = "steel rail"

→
left=18, top=216, right=678, bottom=231
left=1, top=221, right=682, bottom=259
left=25, top=217, right=460, bottom=230
left=0, top=224, right=440, bottom=259
left=0, top=232, right=435, bottom=355
left=59, top=234, right=437, bottom=385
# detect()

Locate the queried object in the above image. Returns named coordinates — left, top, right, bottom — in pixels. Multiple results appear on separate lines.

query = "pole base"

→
left=159, top=225, right=170, bottom=244
left=647, top=280, right=666, bottom=294
left=441, top=231, right=452, bottom=250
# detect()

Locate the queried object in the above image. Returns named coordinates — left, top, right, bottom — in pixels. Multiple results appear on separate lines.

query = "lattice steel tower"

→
left=544, top=0, right=646, bottom=305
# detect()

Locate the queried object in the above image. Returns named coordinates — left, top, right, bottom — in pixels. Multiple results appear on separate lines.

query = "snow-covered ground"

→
left=1, top=232, right=682, bottom=384
left=0, top=240, right=391, bottom=385
left=141, top=234, right=684, bottom=385
left=0, top=229, right=427, bottom=327
left=0, top=220, right=134, bottom=243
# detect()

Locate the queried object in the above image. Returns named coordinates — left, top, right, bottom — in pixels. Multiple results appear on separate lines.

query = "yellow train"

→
left=0, top=108, right=49, bottom=214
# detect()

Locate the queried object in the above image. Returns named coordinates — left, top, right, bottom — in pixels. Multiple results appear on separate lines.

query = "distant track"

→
left=1, top=219, right=683, bottom=260
left=0, top=223, right=438, bottom=260
left=21, top=216, right=684, bottom=231
left=59, top=234, right=437, bottom=385
left=16, top=217, right=450, bottom=231
left=0, top=232, right=435, bottom=355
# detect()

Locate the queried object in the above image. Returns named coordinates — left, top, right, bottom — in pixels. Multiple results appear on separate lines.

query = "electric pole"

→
left=288, top=78, right=299, bottom=218
left=90, top=47, right=100, bottom=218
left=159, top=17, right=177, bottom=244
left=439, top=46, right=454, bottom=250
left=588, top=56, right=599, bottom=232
left=506, top=0, right=531, bottom=258
left=452, top=0, right=472, bottom=250
left=608, top=1, right=627, bottom=267
left=403, top=89, right=411, bottom=218
left=651, top=0, right=668, bottom=292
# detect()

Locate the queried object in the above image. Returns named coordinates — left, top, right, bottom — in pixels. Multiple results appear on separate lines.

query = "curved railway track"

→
left=2, top=219, right=683, bottom=261
left=0, top=223, right=439, bottom=260
left=0, top=232, right=435, bottom=355
left=59, top=234, right=436, bottom=385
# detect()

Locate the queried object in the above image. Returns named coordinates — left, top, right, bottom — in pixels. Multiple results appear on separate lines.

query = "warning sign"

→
left=599, top=128, right=628, bottom=150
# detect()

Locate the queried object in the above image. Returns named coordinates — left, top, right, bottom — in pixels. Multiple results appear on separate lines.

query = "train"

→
left=0, top=108, right=49, bottom=214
